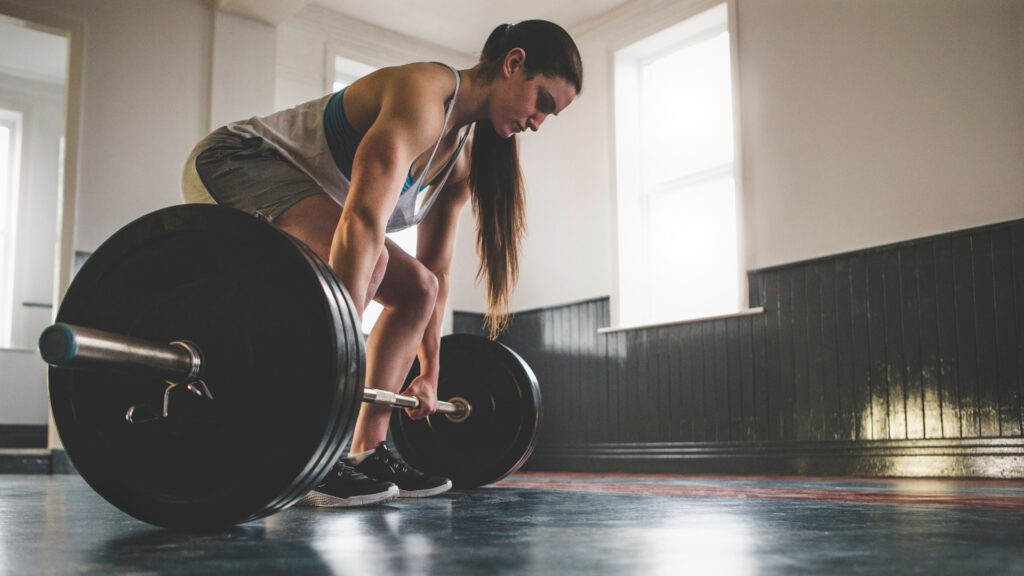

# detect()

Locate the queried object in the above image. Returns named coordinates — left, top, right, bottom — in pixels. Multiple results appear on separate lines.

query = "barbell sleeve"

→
left=39, top=322, right=468, bottom=417
left=39, top=323, right=200, bottom=383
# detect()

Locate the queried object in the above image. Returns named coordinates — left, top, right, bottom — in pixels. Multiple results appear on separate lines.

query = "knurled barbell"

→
left=40, top=204, right=541, bottom=529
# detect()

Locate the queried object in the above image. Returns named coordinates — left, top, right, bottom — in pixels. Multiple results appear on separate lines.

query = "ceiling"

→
left=309, top=0, right=632, bottom=54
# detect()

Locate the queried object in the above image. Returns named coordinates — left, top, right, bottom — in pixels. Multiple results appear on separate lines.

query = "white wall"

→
left=449, top=26, right=620, bottom=317
left=738, top=0, right=1024, bottom=269
left=449, top=0, right=1024, bottom=319
left=210, top=11, right=276, bottom=129
left=275, top=5, right=472, bottom=110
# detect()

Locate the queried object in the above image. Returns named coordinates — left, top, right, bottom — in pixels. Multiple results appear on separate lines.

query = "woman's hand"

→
left=403, top=374, right=438, bottom=420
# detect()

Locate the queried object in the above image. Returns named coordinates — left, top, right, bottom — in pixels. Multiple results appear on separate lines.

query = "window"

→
left=330, top=55, right=418, bottom=334
left=333, top=55, right=378, bottom=93
left=0, top=109, right=22, bottom=347
left=615, top=3, right=739, bottom=327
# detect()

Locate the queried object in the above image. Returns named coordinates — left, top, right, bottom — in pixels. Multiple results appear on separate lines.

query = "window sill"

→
left=597, top=307, right=765, bottom=335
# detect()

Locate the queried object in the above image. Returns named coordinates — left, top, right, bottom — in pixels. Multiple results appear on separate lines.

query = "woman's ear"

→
left=502, top=47, right=527, bottom=78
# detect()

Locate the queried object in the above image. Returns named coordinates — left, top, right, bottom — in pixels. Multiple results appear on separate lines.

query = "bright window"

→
left=333, top=55, right=378, bottom=93
left=615, top=3, right=739, bottom=327
left=0, top=109, right=23, bottom=347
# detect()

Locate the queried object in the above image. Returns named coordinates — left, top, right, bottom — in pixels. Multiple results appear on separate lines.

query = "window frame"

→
left=0, top=107, right=24, bottom=348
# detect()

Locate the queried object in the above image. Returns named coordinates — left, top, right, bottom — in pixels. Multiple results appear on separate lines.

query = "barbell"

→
left=39, top=204, right=541, bottom=529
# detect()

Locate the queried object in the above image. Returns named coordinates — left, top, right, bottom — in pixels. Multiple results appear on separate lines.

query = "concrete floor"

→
left=1, top=473, right=1023, bottom=575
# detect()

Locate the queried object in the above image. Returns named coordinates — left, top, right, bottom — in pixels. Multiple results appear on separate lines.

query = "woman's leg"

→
left=276, top=198, right=433, bottom=452
left=271, top=194, right=340, bottom=259
left=273, top=194, right=390, bottom=314
left=350, top=238, right=438, bottom=454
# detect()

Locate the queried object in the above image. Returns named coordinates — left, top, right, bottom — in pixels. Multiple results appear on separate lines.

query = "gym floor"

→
left=1, top=473, right=1023, bottom=575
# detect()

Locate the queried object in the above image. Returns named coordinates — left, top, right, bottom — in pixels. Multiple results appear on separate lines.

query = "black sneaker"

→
left=354, top=442, right=452, bottom=498
left=295, top=461, right=398, bottom=507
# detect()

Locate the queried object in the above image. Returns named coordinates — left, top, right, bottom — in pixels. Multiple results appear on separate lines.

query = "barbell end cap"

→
left=39, top=323, right=77, bottom=366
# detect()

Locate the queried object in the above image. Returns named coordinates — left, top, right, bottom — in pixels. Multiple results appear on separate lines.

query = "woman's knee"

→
left=412, top=265, right=439, bottom=307
left=397, top=263, right=438, bottom=315
left=378, top=259, right=438, bottom=318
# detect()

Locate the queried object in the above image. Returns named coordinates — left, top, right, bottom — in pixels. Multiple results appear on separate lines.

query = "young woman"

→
left=182, top=20, right=582, bottom=507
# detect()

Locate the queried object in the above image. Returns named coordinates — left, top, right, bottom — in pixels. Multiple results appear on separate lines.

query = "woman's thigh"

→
left=272, top=194, right=342, bottom=263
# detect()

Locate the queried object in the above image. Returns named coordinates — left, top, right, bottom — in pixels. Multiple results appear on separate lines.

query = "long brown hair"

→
left=470, top=20, right=583, bottom=337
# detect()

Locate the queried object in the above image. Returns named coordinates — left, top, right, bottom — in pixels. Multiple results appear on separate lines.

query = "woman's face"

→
left=491, top=49, right=577, bottom=139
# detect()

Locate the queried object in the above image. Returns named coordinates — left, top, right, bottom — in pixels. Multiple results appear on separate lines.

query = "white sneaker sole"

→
left=398, top=479, right=453, bottom=498
left=295, top=484, right=399, bottom=508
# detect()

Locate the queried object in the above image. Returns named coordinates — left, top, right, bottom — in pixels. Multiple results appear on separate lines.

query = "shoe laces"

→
left=374, top=443, right=413, bottom=475
left=333, top=460, right=369, bottom=481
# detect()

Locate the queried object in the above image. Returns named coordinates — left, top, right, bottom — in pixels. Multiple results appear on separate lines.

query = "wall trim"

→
left=598, top=307, right=764, bottom=334
left=749, top=216, right=1024, bottom=275
left=526, top=439, right=1024, bottom=479
left=455, top=295, right=610, bottom=321
left=0, top=448, right=49, bottom=473
left=0, top=448, right=77, bottom=474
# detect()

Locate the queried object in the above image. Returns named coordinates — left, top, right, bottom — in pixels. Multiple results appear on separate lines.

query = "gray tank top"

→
left=227, top=64, right=470, bottom=232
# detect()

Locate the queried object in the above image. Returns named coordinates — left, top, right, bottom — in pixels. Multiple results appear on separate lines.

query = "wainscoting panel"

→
left=454, top=218, right=1024, bottom=478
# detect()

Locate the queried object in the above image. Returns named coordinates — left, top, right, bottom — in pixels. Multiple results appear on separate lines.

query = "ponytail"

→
left=470, top=120, right=524, bottom=338
left=471, top=21, right=582, bottom=338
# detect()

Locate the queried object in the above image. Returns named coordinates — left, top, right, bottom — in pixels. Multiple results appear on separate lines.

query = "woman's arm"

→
left=402, top=154, right=473, bottom=417
left=328, top=70, right=448, bottom=319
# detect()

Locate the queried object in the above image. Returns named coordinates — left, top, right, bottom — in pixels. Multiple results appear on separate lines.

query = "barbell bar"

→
left=39, top=322, right=471, bottom=419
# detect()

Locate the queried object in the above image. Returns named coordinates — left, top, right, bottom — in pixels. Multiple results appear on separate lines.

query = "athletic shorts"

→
left=181, top=126, right=324, bottom=222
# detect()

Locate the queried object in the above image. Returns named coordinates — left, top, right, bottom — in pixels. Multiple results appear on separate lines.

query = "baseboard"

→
left=0, top=424, right=47, bottom=448
left=524, top=438, right=1024, bottom=479
left=0, top=448, right=78, bottom=474
left=0, top=449, right=50, bottom=473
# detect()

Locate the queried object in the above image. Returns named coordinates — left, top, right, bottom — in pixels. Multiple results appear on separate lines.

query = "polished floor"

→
left=1, top=473, right=1023, bottom=575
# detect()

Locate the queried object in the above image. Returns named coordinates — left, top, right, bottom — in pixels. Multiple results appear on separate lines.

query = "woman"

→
left=182, top=20, right=582, bottom=507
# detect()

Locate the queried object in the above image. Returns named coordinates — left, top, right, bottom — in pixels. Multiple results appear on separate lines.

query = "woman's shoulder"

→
left=363, top=62, right=458, bottom=102
left=344, top=62, right=456, bottom=136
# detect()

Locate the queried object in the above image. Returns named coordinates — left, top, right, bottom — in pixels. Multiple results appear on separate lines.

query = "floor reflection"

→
left=3, top=475, right=1023, bottom=575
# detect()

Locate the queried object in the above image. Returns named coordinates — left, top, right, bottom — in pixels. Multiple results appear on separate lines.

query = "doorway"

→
left=0, top=8, right=78, bottom=448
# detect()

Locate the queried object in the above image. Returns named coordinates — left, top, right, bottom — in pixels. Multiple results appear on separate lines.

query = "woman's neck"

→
left=449, top=66, right=492, bottom=129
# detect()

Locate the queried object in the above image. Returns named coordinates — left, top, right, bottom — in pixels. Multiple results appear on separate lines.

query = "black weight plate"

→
left=48, top=204, right=363, bottom=529
left=390, top=334, right=541, bottom=488
left=261, top=232, right=365, bottom=516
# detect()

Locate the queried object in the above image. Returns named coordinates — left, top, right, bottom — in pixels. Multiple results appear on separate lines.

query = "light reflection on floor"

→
left=1, top=474, right=1023, bottom=575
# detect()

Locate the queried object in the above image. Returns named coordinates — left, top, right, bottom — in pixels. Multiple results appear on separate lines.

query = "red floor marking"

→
left=495, top=479, right=1024, bottom=510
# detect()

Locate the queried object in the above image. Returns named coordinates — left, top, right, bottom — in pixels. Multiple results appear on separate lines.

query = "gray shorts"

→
left=181, top=126, right=324, bottom=222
